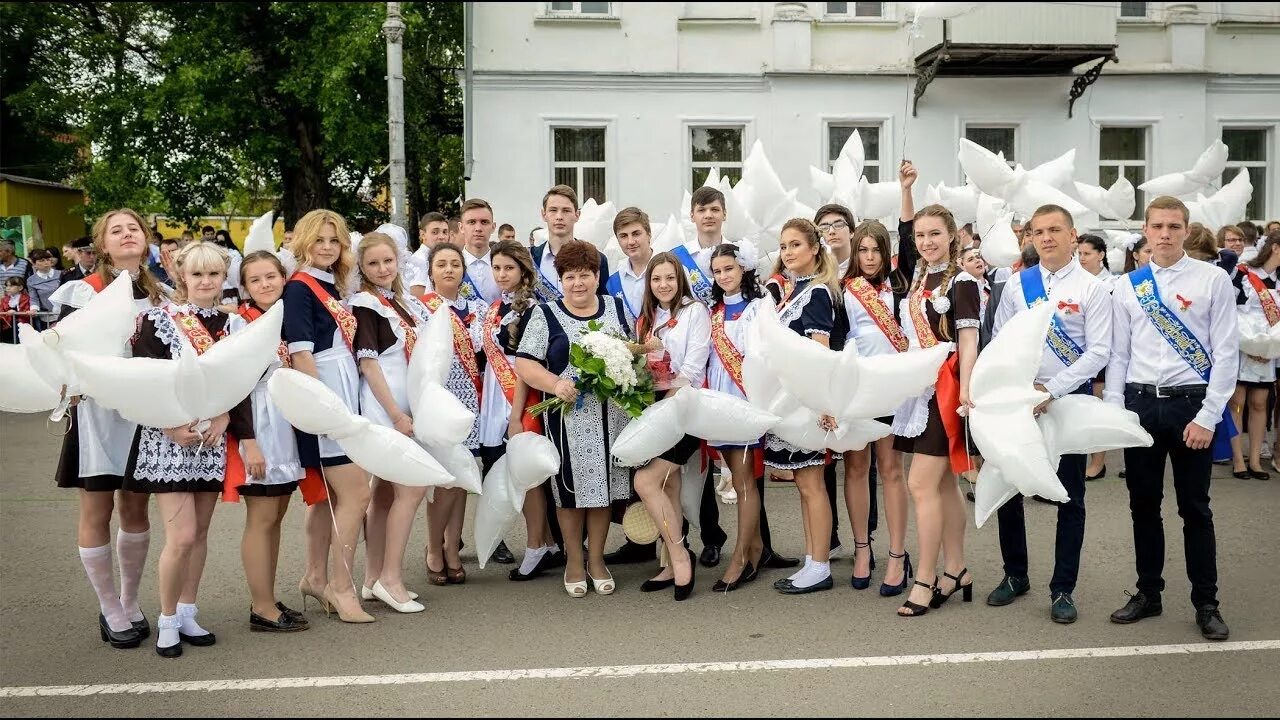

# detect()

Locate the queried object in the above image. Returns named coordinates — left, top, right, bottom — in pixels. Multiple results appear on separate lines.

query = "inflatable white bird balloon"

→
left=1139, top=140, right=1229, bottom=197
left=1073, top=175, right=1137, bottom=222
left=1186, top=168, right=1253, bottom=229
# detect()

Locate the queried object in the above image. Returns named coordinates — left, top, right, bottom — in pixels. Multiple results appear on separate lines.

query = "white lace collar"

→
left=303, top=266, right=335, bottom=283
left=376, top=286, right=397, bottom=300
left=926, top=261, right=949, bottom=274
left=170, top=303, right=220, bottom=318
left=109, top=266, right=141, bottom=281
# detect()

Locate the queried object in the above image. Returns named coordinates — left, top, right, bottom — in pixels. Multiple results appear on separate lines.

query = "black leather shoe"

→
left=711, top=563, right=755, bottom=593
left=986, top=575, right=1031, bottom=606
left=1196, top=605, right=1229, bottom=640
left=490, top=540, right=516, bottom=565
left=699, top=545, right=722, bottom=568
left=99, top=614, right=142, bottom=649
left=1110, top=591, right=1162, bottom=624
left=640, top=577, right=675, bottom=592
left=251, top=609, right=310, bottom=632
left=156, top=641, right=182, bottom=658
left=179, top=630, right=216, bottom=647
left=774, top=576, right=834, bottom=595
left=604, top=541, right=657, bottom=565
left=1051, top=593, right=1078, bottom=624
left=131, top=616, right=151, bottom=640
left=275, top=602, right=308, bottom=624
left=760, top=549, right=801, bottom=570
left=509, top=549, right=562, bottom=581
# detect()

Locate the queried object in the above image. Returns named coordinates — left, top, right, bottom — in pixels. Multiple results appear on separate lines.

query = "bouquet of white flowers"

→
left=527, top=320, right=656, bottom=418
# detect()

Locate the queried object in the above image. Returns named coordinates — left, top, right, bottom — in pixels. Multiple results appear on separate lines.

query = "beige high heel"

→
left=298, top=578, right=325, bottom=613
left=323, top=585, right=375, bottom=623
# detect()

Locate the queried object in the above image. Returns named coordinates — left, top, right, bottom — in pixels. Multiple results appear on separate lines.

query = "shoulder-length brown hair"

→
left=91, top=208, right=166, bottom=306
left=637, top=251, right=695, bottom=339
left=1247, top=231, right=1280, bottom=270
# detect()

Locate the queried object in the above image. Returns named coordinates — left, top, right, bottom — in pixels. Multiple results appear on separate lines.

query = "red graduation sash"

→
left=481, top=302, right=542, bottom=434
left=845, top=277, right=908, bottom=353
left=374, top=292, right=418, bottom=362
left=422, top=292, right=483, bottom=398
left=709, top=303, right=746, bottom=394
left=1241, top=266, right=1280, bottom=327
left=907, top=284, right=940, bottom=349
left=290, top=271, right=356, bottom=353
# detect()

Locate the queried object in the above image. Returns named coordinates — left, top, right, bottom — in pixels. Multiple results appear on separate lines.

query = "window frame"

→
left=684, top=118, right=754, bottom=192
left=962, top=122, right=1021, bottom=171
left=542, top=116, right=617, bottom=206
left=822, top=117, right=892, bottom=184
left=1097, top=123, right=1152, bottom=223
left=537, top=2, right=619, bottom=22
left=1219, top=123, right=1275, bottom=223
left=820, top=0, right=896, bottom=23
left=1118, top=1, right=1149, bottom=19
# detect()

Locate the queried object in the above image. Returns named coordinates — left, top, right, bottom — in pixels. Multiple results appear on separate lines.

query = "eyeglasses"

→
left=817, top=220, right=849, bottom=233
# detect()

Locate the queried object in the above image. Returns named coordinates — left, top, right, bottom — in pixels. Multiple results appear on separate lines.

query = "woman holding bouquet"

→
left=515, top=241, right=635, bottom=598
left=763, top=219, right=840, bottom=595
left=631, top=252, right=712, bottom=601
left=420, top=242, right=488, bottom=586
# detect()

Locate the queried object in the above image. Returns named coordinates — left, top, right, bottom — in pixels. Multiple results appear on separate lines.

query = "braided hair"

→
left=909, top=204, right=962, bottom=342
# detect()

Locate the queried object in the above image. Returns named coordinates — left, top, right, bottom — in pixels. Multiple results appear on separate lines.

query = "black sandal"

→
left=898, top=580, right=936, bottom=618
left=930, top=568, right=973, bottom=608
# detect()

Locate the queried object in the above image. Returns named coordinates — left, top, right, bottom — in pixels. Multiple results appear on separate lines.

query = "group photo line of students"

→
left=46, top=157, right=1267, bottom=658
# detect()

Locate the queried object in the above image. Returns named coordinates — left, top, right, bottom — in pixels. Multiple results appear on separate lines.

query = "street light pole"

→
left=383, top=2, right=407, bottom=227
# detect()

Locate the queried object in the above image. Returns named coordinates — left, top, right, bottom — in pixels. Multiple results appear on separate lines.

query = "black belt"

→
left=1125, top=383, right=1207, bottom=399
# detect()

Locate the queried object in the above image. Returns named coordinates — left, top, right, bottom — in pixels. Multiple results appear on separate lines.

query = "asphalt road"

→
left=2, top=411, right=1277, bottom=717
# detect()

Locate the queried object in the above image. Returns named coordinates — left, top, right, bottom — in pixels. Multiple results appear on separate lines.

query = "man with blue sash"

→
left=605, top=207, right=654, bottom=324
left=529, top=185, right=609, bottom=303
left=988, top=205, right=1113, bottom=624
left=1104, top=196, right=1236, bottom=641
left=456, top=198, right=501, bottom=304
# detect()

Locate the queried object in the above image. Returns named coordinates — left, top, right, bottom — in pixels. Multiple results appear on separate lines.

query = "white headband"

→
left=1122, top=233, right=1142, bottom=251
left=732, top=239, right=760, bottom=272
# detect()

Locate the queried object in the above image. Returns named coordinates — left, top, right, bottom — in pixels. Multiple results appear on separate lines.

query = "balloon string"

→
left=555, top=411, right=576, bottom=498
left=317, top=461, right=360, bottom=598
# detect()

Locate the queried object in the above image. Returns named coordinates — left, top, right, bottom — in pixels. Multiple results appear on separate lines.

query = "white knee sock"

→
left=518, top=546, right=548, bottom=575
left=116, top=529, right=149, bottom=623
left=80, top=545, right=130, bottom=631
left=791, top=561, right=831, bottom=589
left=176, top=603, right=210, bottom=637
left=157, top=613, right=181, bottom=649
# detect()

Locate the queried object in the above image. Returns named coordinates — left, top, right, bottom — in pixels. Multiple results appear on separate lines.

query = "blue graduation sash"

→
left=459, top=268, right=483, bottom=302
left=532, top=247, right=562, bottom=303
left=605, top=271, right=637, bottom=321
left=1128, top=264, right=1236, bottom=450
left=672, top=244, right=715, bottom=306
left=1019, top=266, right=1084, bottom=367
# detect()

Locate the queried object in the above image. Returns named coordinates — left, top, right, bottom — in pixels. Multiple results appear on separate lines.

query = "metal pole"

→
left=383, top=2, right=407, bottom=226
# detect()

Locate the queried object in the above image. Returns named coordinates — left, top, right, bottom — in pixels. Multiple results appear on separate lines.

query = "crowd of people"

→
left=16, top=160, right=1280, bottom=659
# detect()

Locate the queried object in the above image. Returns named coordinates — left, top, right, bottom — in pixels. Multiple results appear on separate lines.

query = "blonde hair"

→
left=772, top=218, right=840, bottom=298
left=288, top=209, right=354, bottom=296
left=355, top=232, right=407, bottom=303
left=910, top=204, right=962, bottom=342
left=91, top=208, right=166, bottom=306
left=172, top=240, right=230, bottom=304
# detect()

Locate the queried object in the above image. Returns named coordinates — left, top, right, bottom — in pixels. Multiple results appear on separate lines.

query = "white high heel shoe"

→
left=371, top=581, right=425, bottom=613
left=587, top=570, right=615, bottom=596
left=563, top=571, right=588, bottom=598
left=363, top=584, right=417, bottom=601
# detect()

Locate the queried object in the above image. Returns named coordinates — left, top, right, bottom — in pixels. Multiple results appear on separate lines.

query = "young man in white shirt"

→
left=411, top=212, right=450, bottom=297
left=987, top=204, right=1113, bottom=624
left=676, top=186, right=731, bottom=307
left=1104, top=195, right=1235, bottom=641
left=605, top=207, right=654, bottom=323
left=457, top=198, right=500, bottom=303
left=529, top=184, right=608, bottom=303
left=497, top=224, right=516, bottom=244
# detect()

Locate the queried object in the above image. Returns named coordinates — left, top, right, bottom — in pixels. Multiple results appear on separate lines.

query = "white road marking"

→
left=3, top=640, right=1278, bottom=698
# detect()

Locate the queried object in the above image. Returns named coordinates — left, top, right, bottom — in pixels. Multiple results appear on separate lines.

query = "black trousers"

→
left=699, top=465, right=729, bottom=549
left=997, top=453, right=1086, bottom=595
left=1122, top=389, right=1219, bottom=608
left=481, top=444, right=563, bottom=550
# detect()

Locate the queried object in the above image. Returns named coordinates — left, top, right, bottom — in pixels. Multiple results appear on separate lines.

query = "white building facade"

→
left=465, top=2, right=1280, bottom=236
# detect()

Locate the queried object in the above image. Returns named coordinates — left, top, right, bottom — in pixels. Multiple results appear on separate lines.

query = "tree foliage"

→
left=0, top=1, right=463, bottom=229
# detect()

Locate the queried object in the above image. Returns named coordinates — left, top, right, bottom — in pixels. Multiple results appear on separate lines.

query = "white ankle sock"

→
left=176, top=603, right=209, bottom=637
left=791, top=561, right=831, bottom=589
left=544, top=543, right=561, bottom=555
left=80, top=545, right=130, bottom=631
left=788, top=555, right=814, bottom=582
left=116, top=529, right=149, bottom=622
left=157, top=613, right=181, bottom=649
left=518, top=546, right=548, bottom=575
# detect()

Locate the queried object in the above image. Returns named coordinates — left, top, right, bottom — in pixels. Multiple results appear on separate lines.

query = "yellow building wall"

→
left=153, top=215, right=287, bottom=251
left=0, top=180, right=87, bottom=248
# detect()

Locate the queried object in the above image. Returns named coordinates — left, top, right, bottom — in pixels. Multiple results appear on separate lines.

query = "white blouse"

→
left=654, top=300, right=712, bottom=388
left=842, top=280, right=901, bottom=357
left=707, top=295, right=768, bottom=399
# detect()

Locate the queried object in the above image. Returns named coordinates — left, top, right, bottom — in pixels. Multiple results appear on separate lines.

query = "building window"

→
left=1223, top=127, right=1269, bottom=221
left=965, top=126, right=1017, bottom=166
left=1119, top=2, right=1148, bottom=18
left=549, top=2, right=611, bottom=14
left=828, top=124, right=882, bottom=182
left=690, top=126, right=744, bottom=189
left=1099, top=126, right=1148, bottom=222
left=826, top=2, right=884, bottom=16
left=552, top=127, right=607, bottom=203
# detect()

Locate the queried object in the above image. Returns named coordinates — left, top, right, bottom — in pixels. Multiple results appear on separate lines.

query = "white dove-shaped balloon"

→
left=407, top=304, right=476, bottom=448
left=979, top=212, right=1022, bottom=269
left=1138, top=140, right=1229, bottom=197
left=1186, top=168, right=1253, bottom=229
left=504, top=431, right=561, bottom=511
left=267, top=368, right=454, bottom=489
left=1073, top=175, right=1137, bottom=222
left=242, top=211, right=277, bottom=254
left=474, top=456, right=518, bottom=570
left=610, top=387, right=780, bottom=467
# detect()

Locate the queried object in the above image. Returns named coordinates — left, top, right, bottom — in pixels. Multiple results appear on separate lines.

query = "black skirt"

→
left=657, top=434, right=702, bottom=466
left=893, top=395, right=951, bottom=458
left=238, top=481, right=298, bottom=498
left=55, top=405, right=125, bottom=492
